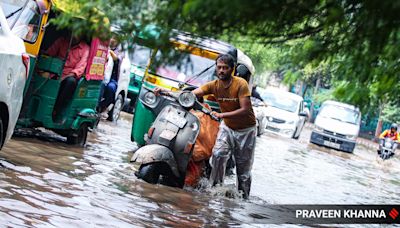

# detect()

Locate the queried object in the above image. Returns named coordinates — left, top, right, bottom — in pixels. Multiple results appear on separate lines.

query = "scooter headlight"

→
left=178, top=92, right=196, bottom=108
left=144, top=91, right=157, bottom=105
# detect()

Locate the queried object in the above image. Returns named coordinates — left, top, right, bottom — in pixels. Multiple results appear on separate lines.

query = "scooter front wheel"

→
left=137, top=163, right=162, bottom=184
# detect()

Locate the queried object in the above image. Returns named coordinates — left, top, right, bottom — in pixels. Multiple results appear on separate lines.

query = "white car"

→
left=310, top=100, right=361, bottom=153
left=0, top=7, right=29, bottom=149
left=261, top=88, right=308, bottom=139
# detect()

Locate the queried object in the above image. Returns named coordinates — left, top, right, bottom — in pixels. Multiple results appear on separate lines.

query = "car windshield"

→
left=262, top=91, right=299, bottom=113
left=149, top=48, right=217, bottom=87
left=129, top=44, right=151, bottom=67
left=1, top=0, right=41, bottom=42
left=319, top=104, right=360, bottom=124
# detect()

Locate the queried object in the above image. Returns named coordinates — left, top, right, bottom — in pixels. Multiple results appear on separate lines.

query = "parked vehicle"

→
left=14, top=0, right=109, bottom=146
left=261, top=88, right=308, bottom=139
left=310, top=100, right=361, bottom=153
left=378, top=138, right=396, bottom=160
left=252, top=98, right=267, bottom=136
left=0, top=6, right=29, bottom=149
left=123, top=44, right=152, bottom=113
left=131, top=90, right=219, bottom=187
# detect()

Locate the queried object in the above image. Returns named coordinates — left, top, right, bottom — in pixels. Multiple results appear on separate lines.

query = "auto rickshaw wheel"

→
left=67, top=123, right=88, bottom=146
left=108, top=94, right=123, bottom=122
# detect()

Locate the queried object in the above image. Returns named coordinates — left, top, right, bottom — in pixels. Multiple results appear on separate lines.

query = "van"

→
left=310, top=100, right=361, bottom=153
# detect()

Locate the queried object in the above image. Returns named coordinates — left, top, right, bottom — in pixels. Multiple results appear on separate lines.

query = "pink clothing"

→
left=46, top=37, right=90, bottom=80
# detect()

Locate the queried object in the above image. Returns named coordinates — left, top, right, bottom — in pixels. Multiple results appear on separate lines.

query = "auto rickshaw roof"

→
left=133, top=25, right=237, bottom=56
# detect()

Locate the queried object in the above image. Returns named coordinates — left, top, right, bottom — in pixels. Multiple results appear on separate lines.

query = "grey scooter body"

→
left=131, top=89, right=216, bottom=187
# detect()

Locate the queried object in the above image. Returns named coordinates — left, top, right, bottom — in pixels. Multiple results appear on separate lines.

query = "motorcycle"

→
left=130, top=89, right=219, bottom=187
left=378, top=138, right=396, bottom=160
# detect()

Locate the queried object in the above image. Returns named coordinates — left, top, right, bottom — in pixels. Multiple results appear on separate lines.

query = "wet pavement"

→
left=1, top=113, right=400, bottom=227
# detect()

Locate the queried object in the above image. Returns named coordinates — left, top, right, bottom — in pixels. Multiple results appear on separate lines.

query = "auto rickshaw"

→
left=130, top=30, right=255, bottom=146
left=15, top=0, right=109, bottom=146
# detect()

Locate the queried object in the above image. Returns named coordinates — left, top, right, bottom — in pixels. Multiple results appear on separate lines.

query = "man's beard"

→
left=218, top=74, right=231, bottom=81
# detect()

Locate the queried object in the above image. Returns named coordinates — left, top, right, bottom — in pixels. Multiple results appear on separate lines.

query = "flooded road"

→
left=1, top=113, right=400, bottom=226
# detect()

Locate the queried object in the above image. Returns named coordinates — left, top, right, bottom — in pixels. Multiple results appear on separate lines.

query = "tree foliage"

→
left=53, top=0, right=400, bottom=111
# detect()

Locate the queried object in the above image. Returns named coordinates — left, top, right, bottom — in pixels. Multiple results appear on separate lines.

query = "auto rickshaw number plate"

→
left=165, top=112, right=187, bottom=128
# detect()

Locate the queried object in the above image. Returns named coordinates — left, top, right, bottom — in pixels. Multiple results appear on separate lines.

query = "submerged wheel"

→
left=136, top=163, right=162, bottom=184
left=136, top=162, right=182, bottom=187
left=0, top=118, right=4, bottom=149
left=67, top=123, right=88, bottom=146
left=292, top=127, right=299, bottom=139
left=108, top=94, right=123, bottom=122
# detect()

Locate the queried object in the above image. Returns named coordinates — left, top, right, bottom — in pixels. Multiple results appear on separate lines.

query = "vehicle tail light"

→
left=148, top=127, right=155, bottom=139
left=22, top=54, right=30, bottom=79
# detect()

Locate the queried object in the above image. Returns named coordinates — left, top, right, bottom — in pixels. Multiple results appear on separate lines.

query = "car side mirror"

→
left=299, top=111, right=308, bottom=117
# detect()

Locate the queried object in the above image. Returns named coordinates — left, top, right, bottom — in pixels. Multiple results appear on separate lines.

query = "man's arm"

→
left=192, top=87, right=205, bottom=98
left=379, top=130, right=387, bottom=139
left=214, top=97, right=252, bottom=119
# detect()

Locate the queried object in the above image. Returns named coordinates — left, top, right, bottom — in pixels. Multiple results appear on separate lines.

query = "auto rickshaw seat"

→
left=36, top=55, right=65, bottom=79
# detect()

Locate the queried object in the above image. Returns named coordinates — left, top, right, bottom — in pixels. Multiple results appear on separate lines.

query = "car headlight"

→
left=314, top=125, right=323, bottom=132
left=144, top=91, right=157, bottom=105
left=178, top=91, right=196, bottom=108
left=347, top=134, right=357, bottom=140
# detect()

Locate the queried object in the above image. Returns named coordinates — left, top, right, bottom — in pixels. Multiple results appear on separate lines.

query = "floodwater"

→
left=1, top=113, right=399, bottom=227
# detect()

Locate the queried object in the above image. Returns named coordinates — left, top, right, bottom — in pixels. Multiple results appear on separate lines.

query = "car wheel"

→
left=292, top=127, right=299, bottom=139
left=256, top=120, right=261, bottom=137
left=108, top=94, right=123, bottom=122
left=0, top=117, right=4, bottom=149
left=67, top=123, right=88, bottom=146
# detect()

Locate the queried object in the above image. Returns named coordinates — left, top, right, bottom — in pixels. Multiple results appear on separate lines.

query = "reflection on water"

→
left=1, top=114, right=399, bottom=226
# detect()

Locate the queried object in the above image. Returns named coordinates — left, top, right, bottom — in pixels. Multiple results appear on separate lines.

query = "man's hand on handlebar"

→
left=154, top=87, right=168, bottom=96
left=211, top=111, right=223, bottom=119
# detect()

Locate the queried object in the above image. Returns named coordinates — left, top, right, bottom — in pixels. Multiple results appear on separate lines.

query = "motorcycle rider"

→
left=378, top=123, right=399, bottom=154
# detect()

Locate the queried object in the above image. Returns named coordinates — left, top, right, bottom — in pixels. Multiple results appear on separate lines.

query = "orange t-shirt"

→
left=200, top=76, right=256, bottom=130
left=380, top=130, right=399, bottom=141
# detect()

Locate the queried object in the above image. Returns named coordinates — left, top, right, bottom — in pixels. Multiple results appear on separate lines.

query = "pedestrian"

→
left=192, top=53, right=257, bottom=199
left=98, top=35, right=124, bottom=119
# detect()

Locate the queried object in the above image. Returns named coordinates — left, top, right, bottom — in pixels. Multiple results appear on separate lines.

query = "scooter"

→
left=130, top=89, right=219, bottom=187
left=378, top=138, right=396, bottom=160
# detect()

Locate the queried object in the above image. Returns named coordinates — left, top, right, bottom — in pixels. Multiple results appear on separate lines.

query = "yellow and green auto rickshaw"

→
left=14, top=0, right=109, bottom=146
left=130, top=31, right=255, bottom=146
